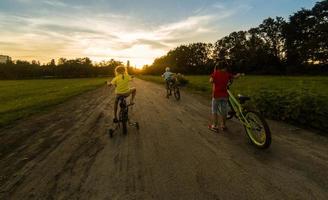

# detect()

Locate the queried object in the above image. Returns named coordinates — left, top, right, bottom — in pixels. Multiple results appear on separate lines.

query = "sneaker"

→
left=208, top=124, right=219, bottom=132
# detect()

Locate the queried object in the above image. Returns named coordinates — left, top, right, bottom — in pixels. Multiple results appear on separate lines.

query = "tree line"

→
left=143, top=1, right=328, bottom=75
left=0, top=58, right=123, bottom=79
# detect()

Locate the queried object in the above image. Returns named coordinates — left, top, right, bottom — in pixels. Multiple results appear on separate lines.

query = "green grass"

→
left=186, top=75, right=328, bottom=97
left=0, top=78, right=109, bottom=127
left=139, top=75, right=328, bottom=97
left=139, top=75, right=328, bottom=132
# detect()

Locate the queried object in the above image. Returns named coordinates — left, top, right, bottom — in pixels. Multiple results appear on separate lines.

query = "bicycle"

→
left=166, top=78, right=181, bottom=101
left=109, top=96, right=139, bottom=137
left=226, top=80, right=271, bottom=149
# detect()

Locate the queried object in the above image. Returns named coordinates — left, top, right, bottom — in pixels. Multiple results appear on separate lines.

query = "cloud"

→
left=136, top=39, right=169, bottom=49
left=43, top=0, right=67, bottom=7
left=37, top=24, right=104, bottom=35
left=0, top=0, right=252, bottom=66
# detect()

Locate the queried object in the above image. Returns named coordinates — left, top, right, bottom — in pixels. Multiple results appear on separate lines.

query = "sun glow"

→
left=84, top=44, right=166, bottom=68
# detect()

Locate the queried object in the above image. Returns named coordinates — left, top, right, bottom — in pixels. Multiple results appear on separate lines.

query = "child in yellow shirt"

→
left=107, top=65, right=136, bottom=122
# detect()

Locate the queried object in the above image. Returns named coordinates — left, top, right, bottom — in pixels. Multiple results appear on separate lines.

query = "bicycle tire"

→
left=119, top=109, right=128, bottom=135
left=109, top=129, right=114, bottom=138
left=166, top=89, right=171, bottom=98
left=174, top=87, right=181, bottom=100
left=122, top=120, right=127, bottom=135
left=243, top=110, right=271, bottom=149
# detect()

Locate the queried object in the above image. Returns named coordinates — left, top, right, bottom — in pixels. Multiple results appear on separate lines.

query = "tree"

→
left=284, top=1, right=328, bottom=65
left=310, top=0, right=328, bottom=64
left=258, top=17, right=286, bottom=64
left=213, top=31, right=249, bottom=72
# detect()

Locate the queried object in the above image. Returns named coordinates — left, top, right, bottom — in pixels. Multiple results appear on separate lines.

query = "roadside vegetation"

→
left=0, top=78, right=108, bottom=127
left=0, top=58, right=122, bottom=79
left=139, top=75, right=328, bottom=133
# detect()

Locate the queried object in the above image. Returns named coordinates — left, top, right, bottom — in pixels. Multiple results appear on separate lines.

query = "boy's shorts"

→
left=212, top=98, right=228, bottom=116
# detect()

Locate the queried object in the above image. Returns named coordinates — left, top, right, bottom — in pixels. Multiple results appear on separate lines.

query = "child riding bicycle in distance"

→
left=209, top=62, right=243, bottom=132
left=162, top=67, right=175, bottom=97
left=107, top=65, right=136, bottom=123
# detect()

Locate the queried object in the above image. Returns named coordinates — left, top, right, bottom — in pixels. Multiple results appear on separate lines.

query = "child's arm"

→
left=209, top=72, right=215, bottom=83
left=107, top=81, right=113, bottom=87
left=233, top=73, right=245, bottom=79
left=107, top=77, right=117, bottom=87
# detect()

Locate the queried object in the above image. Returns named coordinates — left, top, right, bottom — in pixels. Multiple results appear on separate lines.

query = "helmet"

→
left=165, top=67, right=170, bottom=72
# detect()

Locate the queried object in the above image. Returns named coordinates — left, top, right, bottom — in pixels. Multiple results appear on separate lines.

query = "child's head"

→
left=215, top=60, right=228, bottom=71
left=115, top=65, right=126, bottom=75
left=165, top=67, right=170, bottom=72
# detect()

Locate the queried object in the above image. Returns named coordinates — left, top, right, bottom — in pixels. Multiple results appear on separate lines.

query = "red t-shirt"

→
left=211, top=70, right=233, bottom=98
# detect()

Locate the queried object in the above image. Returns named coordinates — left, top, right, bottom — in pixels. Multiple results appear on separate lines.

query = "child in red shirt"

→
left=209, top=64, right=242, bottom=131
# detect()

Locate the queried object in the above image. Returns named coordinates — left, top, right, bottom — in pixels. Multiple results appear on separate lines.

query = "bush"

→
left=252, top=89, right=328, bottom=132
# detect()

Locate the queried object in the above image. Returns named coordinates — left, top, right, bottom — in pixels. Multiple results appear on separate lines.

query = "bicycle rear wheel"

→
left=174, top=87, right=180, bottom=100
left=122, top=120, right=127, bottom=135
left=244, top=111, right=271, bottom=149
left=119, top=110, right=128, bottom=135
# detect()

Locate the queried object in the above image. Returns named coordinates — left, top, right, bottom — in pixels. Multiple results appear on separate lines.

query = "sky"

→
left=0, top=0, right=318, bottom=67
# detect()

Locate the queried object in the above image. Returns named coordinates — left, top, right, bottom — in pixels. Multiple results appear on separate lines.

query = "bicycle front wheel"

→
left=244, top=111, right=271, bottom=149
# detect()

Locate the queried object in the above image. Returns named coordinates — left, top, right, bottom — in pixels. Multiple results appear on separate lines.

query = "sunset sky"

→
left=0, top=0, right=317, bottom=67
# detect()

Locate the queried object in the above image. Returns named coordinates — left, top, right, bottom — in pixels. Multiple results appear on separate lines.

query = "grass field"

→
left=139, top=75, right=328, bottom=97
left=139, top=75, right=328, bottom=132
left=0, top=78, right=109, bottom=127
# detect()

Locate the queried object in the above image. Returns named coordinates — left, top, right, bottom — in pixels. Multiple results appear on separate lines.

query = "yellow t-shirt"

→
left=111, top=74, right=132, bottom=94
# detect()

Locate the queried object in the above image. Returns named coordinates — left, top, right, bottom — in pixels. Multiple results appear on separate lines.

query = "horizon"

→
left=0, top=0, right=317, bottom=68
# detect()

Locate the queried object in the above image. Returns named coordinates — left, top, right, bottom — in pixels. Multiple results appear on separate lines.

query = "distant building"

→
left=0, top=55, right=11, bottom=64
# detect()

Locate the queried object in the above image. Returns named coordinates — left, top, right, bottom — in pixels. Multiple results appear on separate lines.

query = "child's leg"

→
left=166, top=81, right=170, bottom=97
left=219, top=115, right=226, bottom=128
left=211, top=98, right=219, bottom=127
left=212, top=114, right=218, bottom=127
left=114, top=97, right=119, bottom=120
left=218, top=99, right=228, bottom=129
left=130, top=88, right=136, bottom=104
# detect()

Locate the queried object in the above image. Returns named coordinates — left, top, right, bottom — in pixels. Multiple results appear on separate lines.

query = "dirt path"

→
left=0, top=79, right=327, bottom=200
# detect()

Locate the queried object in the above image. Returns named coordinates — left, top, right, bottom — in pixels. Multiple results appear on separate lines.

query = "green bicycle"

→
left=226, top=80, right=271, bottom=149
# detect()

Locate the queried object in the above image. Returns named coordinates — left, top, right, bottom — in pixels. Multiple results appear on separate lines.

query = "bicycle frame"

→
left=227, top=90, right=252, bottom=129
left=118, top=98, right=135, bottom=124
left=110, top=98, right=136, bottom=132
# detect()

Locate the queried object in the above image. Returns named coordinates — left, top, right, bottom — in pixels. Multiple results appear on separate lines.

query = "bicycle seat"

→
left=117, top=95, right=128, bottom=101
left=238, top=94, right=250, bottom=104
